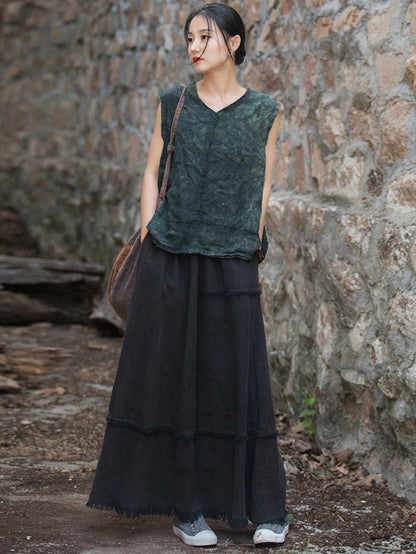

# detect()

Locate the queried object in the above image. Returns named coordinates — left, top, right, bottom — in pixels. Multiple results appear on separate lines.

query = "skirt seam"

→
left=106, top=416, right=279, bottom=440
left=198, top=288, right=261, bottom=296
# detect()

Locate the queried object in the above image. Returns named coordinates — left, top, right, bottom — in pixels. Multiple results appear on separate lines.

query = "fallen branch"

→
left=0, top=255, right=104, bottom=324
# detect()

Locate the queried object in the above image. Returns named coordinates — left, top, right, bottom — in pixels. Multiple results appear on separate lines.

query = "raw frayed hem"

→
left=85, top=501, right=251, bottom=529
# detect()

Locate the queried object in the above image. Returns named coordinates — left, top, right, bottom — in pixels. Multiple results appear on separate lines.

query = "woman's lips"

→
left=193, top=57, right=202, bottom=63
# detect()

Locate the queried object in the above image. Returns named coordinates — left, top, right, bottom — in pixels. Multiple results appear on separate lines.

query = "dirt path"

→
left=0, top=323, right=415, bottom=553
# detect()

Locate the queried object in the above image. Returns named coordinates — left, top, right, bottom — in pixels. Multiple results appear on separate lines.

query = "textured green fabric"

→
left=147, top=82, right=280, bottom=260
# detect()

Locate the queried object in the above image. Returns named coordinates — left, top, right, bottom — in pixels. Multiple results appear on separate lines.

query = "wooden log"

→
left=0, top=255, right=104, bottom=324
left=0, top=255, right=103, bottom=285
left=0, top=290, right=67, bottom=324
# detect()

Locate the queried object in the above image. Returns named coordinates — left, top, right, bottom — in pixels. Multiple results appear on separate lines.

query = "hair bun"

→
left=235, top=47, right=246, bottom=66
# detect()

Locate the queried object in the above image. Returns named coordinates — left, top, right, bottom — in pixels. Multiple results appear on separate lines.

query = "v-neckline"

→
left=191, top=82, right=250, bottom=115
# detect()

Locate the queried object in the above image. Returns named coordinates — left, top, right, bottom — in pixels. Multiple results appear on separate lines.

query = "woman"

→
left=88, top=3, right=288, bottom=547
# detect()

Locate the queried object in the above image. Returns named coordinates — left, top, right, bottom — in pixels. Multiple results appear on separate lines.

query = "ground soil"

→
left=0, top=323, right=415, bottom=554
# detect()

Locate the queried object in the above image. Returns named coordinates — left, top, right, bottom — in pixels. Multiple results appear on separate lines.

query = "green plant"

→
left=299, top=396, right=316, bottom=436
left=287, top=512, right=295, bottom=523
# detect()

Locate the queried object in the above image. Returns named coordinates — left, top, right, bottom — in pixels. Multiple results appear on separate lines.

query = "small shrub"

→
left=299, top=396, right=316, bottom=436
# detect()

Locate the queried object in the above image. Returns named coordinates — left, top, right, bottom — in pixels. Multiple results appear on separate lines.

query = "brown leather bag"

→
left=108, top=85, right=186, bottom=321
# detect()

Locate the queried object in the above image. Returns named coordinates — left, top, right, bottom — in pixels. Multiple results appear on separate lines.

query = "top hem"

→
left=151, top=238, right=256, bottom=261
left=147, top=232, right=258, bottom=261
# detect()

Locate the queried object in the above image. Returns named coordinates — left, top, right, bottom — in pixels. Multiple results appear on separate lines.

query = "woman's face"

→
left=187, top=15, right=233, bottom=74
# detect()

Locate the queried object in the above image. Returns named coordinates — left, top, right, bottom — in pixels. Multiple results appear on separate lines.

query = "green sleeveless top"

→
left=147, top=82, right=280, bottom=260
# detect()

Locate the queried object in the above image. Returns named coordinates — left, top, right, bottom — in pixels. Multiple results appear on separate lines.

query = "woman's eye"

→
left=201, top=34, right=211, bottom=40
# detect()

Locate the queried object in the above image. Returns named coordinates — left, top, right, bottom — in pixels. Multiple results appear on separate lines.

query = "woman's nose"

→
left=190, top=40, right=202, bottom=54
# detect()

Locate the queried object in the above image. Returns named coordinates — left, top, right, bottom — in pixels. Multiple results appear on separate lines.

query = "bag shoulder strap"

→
left=157, top=84, right=186, bottom=208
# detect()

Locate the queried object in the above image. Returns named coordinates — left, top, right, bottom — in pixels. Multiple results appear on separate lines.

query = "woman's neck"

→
left=197, top=65, right=245, bottom=101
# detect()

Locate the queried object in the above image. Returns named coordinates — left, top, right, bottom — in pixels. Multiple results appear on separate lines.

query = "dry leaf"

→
left=289, top=422, right=304, bottom=434
left=352, top=473, right=383, bottom=487
left=11, top=358, right=47, bottom=376
left=354, top=467, right=366, bottom=480
left=0, top=353, right=9, bottom=369
left=0, top=375, right=22, bottom=393
left=28, top=322, right=53, bottom=329
left=311, top=454, right=329, bottom=466
left=361, top=474, right=383, bottom=487
left=88, top=343, right=110, bottom=351
left=334, top=447, right=354, bottom=463
left=283, top=460, right=300, bottom=475
left=294, top=439, right=312, bottom=453
left=33, top=386, right=66, bottom=397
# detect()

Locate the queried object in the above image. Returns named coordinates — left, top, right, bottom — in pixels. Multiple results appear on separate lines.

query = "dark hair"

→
left=184, top=3, right=246, bottom=66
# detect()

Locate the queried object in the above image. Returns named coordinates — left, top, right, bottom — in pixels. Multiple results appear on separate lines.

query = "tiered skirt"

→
left=87, top=234, right=286, bottom=528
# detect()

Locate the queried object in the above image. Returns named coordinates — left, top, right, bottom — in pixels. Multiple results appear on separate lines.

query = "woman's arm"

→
left=258, top=113, right=280, bottom=242
left=140, top=103, right=164, bottom=242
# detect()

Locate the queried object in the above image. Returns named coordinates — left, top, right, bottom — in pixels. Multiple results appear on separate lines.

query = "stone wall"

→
left=1, top=0, right=416, bottom=502
left=0, top=0, right=197, bottom=266
left=255, top=0, right=416, bottom=502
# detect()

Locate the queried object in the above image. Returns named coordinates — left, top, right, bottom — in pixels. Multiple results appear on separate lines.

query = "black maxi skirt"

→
left=87, top=234, right=286, bottom=529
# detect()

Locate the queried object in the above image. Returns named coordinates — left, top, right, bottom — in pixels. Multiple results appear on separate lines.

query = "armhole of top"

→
left=264, top=101, right=281, bottom=137
left=160, top=90, right=168, bottom=144
left=160, top=86, right=183, bottom=145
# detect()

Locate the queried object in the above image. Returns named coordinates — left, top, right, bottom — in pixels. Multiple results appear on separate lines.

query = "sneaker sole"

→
left=172, top=525, right=218, bottom=547
left=253, top=524, right=289, bottom=545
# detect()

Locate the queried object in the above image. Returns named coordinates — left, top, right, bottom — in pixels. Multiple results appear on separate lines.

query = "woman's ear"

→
left=229, top=34, right=241, bottom=53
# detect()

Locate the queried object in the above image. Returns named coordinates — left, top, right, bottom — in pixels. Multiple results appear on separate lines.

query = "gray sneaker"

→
left=173, top=514, right=218, bottom=547
left=253, top=521, right=289, bottom=545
